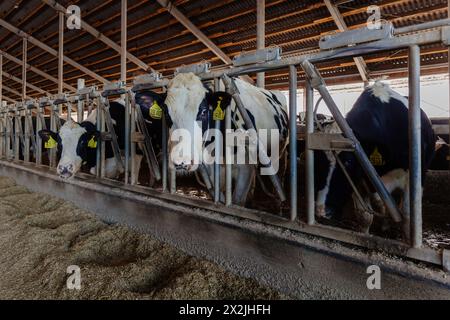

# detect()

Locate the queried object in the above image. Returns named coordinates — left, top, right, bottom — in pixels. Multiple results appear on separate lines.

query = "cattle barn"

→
left=0, top=0, right=450, bottom=301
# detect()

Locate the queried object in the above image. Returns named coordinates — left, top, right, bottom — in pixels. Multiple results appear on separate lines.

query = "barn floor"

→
left=0, top=176, right=287, bottom=300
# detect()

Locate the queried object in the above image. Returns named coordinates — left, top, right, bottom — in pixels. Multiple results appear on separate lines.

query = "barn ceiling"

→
left=0, top=0, right=449, bottom=102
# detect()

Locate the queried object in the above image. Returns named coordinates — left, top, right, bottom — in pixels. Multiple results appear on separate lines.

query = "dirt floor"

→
left=0, top=176, right=287, bottom=300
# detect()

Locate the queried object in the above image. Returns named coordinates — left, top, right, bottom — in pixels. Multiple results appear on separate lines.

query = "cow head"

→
left=165, top=73, right=209, bottom=172
left=39, top=117, right=99, bottom=179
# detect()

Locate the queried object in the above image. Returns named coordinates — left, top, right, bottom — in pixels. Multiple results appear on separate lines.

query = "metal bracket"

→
left=233, top=47, right=282, bottom=67
left=442, top=26, right=450, bottom=46
left=132, top=73, right=166, bottom=92
left=308, top=133, right=355, bottom=152
left=102, top=81, right=127, bottom=97
left=53, top=93, right=68, bottom=105
left=301, top=60, right=325, bottom=89
left=319, top=21, right=394, bottom=50
left=175, top=62, right=211, bottom=75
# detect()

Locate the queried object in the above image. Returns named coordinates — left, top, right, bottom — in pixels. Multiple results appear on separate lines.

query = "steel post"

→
left=305, top=80, right=315, bottom=225
left=301, top=60, right=402, bottom=223
left=214, top=77, right=221, bottom=203
left=408, top=45, right=422, bottom=248
left=289, top=65, right=298, bottom=221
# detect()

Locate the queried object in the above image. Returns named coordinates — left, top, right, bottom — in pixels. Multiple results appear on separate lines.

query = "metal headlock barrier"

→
left=1, top=18, right=450, bottom=272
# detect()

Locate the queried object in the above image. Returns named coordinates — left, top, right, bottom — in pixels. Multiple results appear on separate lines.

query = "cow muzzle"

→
left=57, top=164, right=75, bottom=179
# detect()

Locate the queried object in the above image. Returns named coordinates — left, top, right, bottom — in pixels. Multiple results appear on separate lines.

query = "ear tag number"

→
left=150, top=101, right=163, bottom=120
left=213, top=98, right=225, bottom=121
left=45, top=136, right=58, bottom=149
left=87, top=136, right=97, bottom=149
left=370, top=147, right=385, bottom=166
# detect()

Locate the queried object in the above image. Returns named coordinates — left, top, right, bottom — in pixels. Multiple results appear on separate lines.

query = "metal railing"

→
left=1, top=18, right=450, bottom=270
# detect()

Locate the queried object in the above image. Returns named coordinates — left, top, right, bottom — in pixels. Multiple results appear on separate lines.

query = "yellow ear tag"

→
left=88, top=136, right=97, bottom=149
left=44, top=136, right=58, bottom=149
left=370, top=147, right=385, bottom=166
left=213, top=99, right=225, bottom=121
left=149, top=101, right=163, bottom=120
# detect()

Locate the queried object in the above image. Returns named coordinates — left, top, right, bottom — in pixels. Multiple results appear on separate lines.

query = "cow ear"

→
left=86, top=131, right=100, bottom=149
left=207, top=92, right=232, bottom=108
left=38, top=130, right=59, bottom=149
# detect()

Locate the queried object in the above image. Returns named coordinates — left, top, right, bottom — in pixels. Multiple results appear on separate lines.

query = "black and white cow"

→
left=9, top=116, right=65, bottom=162
left=317, top=81, right=436, bottom=238
left=39, top=92, right=165, bottom=181
left=164, top=72, right=289, bottom=206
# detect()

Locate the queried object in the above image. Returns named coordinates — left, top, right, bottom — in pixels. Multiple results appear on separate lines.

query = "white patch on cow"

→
left=166, top=73, right=207, bottom=169
left=58, top=120, right=88, bottom=178
left=316, top=121, right=342, bottom=217
left=370, top=81, right=408, bottom=106
left=84, top=109, right=97, bottom=124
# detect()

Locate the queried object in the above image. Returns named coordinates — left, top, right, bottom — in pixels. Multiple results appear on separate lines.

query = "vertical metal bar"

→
left=409, top=45, right=422, bottom=248
left=14, top=106, right=20, bottom=161
left=130, top=98, right=137, bottom=184
left=77, top=79, right=85, bottom=122
left=214, top=77, right=221, bottom=203
left=162, top=113, right=168, bottom=192
left=301, top=60, right=402, bottom=223
left=24, top=107, right=30, bottom=163
left=22, top=40, right=29, bottom=162
left=124, top=93, right=130, bottom=185
left=121, top=0, right=127, bottom=84
left=58, top=12, right=64, bottom=95
left=170, top=166, right=176, bottom=194
left=36, top=105, right=42, bottom=166
left=305, top=80, right=315, bottom=225
left=289, top=65, right=298, bottom=221
left=96, top=97, right=102, bottom=177
left=256, top=0, right=265, bottom=88
left=225, top=92, right=232, bottom=206
left=22, top=39, right=27, bottom=101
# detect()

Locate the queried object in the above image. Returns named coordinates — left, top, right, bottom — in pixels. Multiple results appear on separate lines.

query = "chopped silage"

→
left=0, top=176, right=286, bottom=300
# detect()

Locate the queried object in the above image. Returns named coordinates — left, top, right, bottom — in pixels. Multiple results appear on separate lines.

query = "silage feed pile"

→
left=0, top=176, right=285, bottom=300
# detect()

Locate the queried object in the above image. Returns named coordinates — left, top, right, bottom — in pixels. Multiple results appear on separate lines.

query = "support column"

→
left=289, top=65, right=297, bottom=221
left=305, top=81, right=315, bottom=225
left=256, top=0, right=265, bottom=88
left=22, top=39, right=27, bottom=101
left=408, top=45, right=422, bottom=248
left=121, top=0, right=127, bottom=83
left=58, top=11, right=64, bottom=94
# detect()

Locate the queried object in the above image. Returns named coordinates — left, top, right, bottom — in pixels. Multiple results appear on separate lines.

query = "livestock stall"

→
left=1, top=0, right=450, bottom=299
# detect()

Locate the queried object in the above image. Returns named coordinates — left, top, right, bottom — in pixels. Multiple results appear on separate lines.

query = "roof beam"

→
left=323, top=0, right=370, bottom=83
left=0, top=49, right=77, bottom=92
left=2, top=95, right=16, bottom=104
left=156, top=0, right=253, bottom=83
left=3, top=84, right=32, bottom=100
left=41, top=0, right=156, bottom=74
left=156, top=0, right=233, bottom=65
left=0, top=18, right=110, bottom=85
left=2, top=70, right=50, bottom=95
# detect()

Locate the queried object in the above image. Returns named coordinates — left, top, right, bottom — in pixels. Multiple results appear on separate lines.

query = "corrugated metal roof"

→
left=0, top=0, right=449, bottom=100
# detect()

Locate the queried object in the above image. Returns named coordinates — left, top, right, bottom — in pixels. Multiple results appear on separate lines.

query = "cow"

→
left=38, top=92, right=165, bottom=181
left=317, top=81, right=436, bottom=240
left=164, top=72, right=289, bottom=206
left=5, top=115, right=65, bottom=162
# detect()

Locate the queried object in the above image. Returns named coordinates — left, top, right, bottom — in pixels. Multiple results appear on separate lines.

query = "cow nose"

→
left=174, top=161, right=193, bottom=171
left=58, top=164, right=74, bottom=178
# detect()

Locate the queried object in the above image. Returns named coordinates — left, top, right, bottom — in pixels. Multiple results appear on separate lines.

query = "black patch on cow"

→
left=323, top=87, right=436, bottom=217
